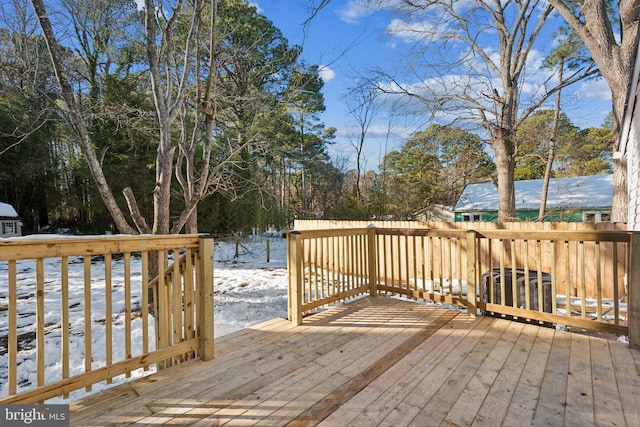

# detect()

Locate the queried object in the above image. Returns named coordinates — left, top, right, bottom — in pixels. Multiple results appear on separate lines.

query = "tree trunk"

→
left=184, top=210, right=198, bottom=234
left=610, top=85, right=630, bottom=223
left=539, top=58, right=563, bottom=221
left=612, top=155, right=628, bottom=223
left=495, top=150, right=516, bottom=222
left=492, top=127, right=517, bottom=222
left=547, top=0, right=640, bottom=223
left=144, top=0, right=178, bottom=235
left=30, top=0, right=136, bottom=235
left=153, top=133, right=175, bottom=234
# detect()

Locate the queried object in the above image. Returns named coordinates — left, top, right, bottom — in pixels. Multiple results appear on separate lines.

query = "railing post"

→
left=367, top=225, right=378, bottom=297
left=629, top=232, right=640, bottom=349
left=466, top=230, right=477, bottom=318
left=288, top=231, right=303, bottom=326
left=198, top=236, right=215, bottom=361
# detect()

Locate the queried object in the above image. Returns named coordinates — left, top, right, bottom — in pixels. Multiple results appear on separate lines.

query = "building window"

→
left=3, top=221, right=15, bottom=235
left=462, top=213, right=482, bottom=222
left=583, top=211, right=611, bottom=223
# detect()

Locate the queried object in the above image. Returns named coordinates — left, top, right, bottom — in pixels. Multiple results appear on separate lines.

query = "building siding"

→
left=627, top=79, right=640, bottom=230
left=620, top=39, right=640, bottom=230
left=454, top=208, right=610, bottom=223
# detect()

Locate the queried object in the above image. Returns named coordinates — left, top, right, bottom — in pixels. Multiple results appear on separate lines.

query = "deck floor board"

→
left=69, top=296, right=640, bottom=426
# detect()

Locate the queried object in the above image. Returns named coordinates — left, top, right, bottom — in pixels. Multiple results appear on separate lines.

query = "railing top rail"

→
left=285, top=227, right=634, bottom=244
left=286, top=228, right=370, bottom=239
left=0, top=234, right=204, bottom=260
left=374, top=228, right=470, bottom=238
left=473, top=229, right=632, bottom=243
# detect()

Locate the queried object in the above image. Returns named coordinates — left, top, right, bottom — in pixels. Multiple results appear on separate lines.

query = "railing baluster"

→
left=438, top=236, right=444, bottom=301
left=61, top=256, right=69, bottom=398
left=82, top=255, right=92, bottom=391
left=551, top=243, right=557, bottom=315
left=596, top=242, right=602, bottom=321
left=307, top=239, right=313, bottom=305
left=524, top=240, right=530, bottom=310
left=580, top=241, right=586, bottom=319
left=499, top=241, right=506, bottom=308
left=457, top=237, right=463, bottom=300
left=428, top=235, right=434, bottom=294
left=404, top=234, right=410, bottom=291
left=511, top=240, right=517, bottom=309
left=613, top=243, right=620, bottom=326
left=485, top=239, right=495, bottom=310
left=367, top=227, right=377, bottom=297
left=322, top=237, right=327, bottom=300
left=420, top=235, right=426, bottom=295
left=172, top=249, right=181, bottom=364
left=125, top=252, right=133, bottom=374
left=315, top=238, right=320, bottom=302
left=411, top=236, right=418, bottom=290
left=351, top=235, right=355, bottom=292
left=536, top=240, right=543, bottom=314
left=184, top=248, right=195, bottom=354
left=390, top=234, right=396, bottom=291
left=382, top=233, right=388, bottom=293
left=156, top=249, right=168, bottom=368
left=8, top=260, right=17, bottom=396
left=565, top=241, right=571, bottom=314
left=36, top=258, right=45, bottom=393
left=331, top=235, right=336, bottom=298
left=448, top=237, right=453, bottom=296
left=105, top=253, right=113, bottom=384
left=466, top=230, right=477, bottom=318
left=142, top=250, right=149, bottom=369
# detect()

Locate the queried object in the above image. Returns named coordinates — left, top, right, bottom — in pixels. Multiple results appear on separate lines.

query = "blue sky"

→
left=257, top=0, right=614, bottom=172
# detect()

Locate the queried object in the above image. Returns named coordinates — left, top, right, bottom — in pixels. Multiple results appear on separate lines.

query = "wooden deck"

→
left=70, top=296, right=640, bottom=426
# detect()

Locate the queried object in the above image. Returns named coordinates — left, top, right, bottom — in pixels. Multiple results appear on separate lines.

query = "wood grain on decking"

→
left=70, top=296, right=640, bottom=426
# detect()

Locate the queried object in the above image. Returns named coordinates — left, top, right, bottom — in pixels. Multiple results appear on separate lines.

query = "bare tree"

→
left=538, top=28, right=585, bottom=221
left=344, top=80, right=381, bottom=198
left=30, top=0, right=295, bottom=235
left=547, top=0, right=639, bottom=222
left=30, top=0, right=138, bottom=234
left=370, top=0, right=598, bottom=221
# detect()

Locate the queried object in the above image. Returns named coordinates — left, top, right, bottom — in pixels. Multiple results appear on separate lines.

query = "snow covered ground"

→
left=0, top=233, right=289, bottom=403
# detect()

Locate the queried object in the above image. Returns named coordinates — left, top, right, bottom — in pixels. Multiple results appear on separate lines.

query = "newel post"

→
left=466, top=230, right=477, bottom=318
left=287, top=231, right=303, bottom=326
left=367, top=225, right=378, bottom=297
left=629, top=232, right=640, bottom=349
left=198, top=235, right=215, bottom=361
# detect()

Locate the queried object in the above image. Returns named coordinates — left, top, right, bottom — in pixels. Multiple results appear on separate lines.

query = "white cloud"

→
left=386, top=14, right=467, bottom=47
left=318, top=65, right=336, bottom=82
left=338, top=0, right=379, bottom=24
left=387, top=18, right=438, bottom=42
left=575, top=78, right=612, bottom=101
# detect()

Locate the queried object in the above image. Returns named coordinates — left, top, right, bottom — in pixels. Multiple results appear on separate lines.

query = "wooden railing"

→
left=0, top=234, right=214, bottom=403
left=286, top=229, right=373, bottom=324
left=286, top=227, right=640, bottom=347
left=472, top=229, right=631, bottom=335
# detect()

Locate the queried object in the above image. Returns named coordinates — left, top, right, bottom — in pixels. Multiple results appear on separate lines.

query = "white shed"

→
left=0, top=202, right=22, bottom=237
